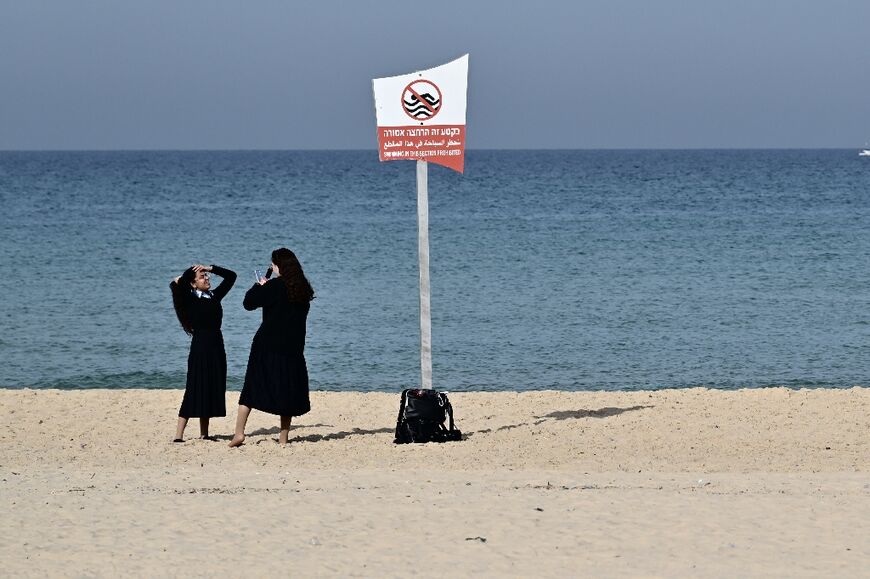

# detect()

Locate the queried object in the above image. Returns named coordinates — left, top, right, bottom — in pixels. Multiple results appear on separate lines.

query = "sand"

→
left=1, top=387, right=868, bottom=577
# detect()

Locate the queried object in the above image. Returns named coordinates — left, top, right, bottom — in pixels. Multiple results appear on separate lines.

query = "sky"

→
left=1, top=0, right=868, bottom=150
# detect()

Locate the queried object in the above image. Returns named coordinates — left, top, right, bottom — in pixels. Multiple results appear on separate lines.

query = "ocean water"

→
left=1, top=150, right=868, bottom=391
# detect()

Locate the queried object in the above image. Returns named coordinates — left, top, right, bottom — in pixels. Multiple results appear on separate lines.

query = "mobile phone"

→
left=265, top=267, right=273, bottom=279
left=254, top=269, right=262, bottom=282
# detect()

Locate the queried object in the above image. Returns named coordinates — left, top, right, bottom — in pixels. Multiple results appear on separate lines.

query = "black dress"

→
left=239, top=278, right=311, bottom=417
left=176, top=265, right=236, bottom=418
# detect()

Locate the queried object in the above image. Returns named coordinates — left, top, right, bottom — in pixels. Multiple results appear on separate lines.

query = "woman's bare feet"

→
left=229, top=405, right=251, bottom=448
left=279, top=416, right=292, bottom=446
left=175, top=417, right=188, bottom=441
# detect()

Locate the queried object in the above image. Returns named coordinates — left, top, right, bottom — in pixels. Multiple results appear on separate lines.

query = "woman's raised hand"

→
left=191, top=264, right=212, bottom=273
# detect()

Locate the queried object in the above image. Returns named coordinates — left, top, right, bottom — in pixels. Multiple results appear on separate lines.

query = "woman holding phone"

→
left=229, top=248, right=315, bottom=447
left=170, top=263, right=237, bottom=442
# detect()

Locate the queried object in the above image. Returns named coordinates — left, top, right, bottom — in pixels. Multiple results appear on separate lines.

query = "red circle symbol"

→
left=401, top=80, right=442, bottom=121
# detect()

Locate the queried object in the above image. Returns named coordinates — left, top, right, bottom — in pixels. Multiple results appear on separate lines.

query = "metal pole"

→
left=416, top=159, right=433, bottom=390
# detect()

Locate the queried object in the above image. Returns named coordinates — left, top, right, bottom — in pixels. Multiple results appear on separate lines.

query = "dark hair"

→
left=272, top=248, right=314, bottom=303
left=170, top=267, right=196, bottom=335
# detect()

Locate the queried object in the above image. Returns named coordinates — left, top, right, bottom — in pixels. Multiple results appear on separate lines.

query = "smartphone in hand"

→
left=265, top=267, right=273, bottom=279
left=254, top=269, right=262, bottom=283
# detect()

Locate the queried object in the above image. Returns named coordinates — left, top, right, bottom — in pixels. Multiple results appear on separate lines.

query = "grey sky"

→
left=1, top=0, right=868, bottom=149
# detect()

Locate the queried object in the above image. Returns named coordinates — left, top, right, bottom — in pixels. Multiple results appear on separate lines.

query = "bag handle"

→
left=443, top=395, right=456, bottom=432
left=394, top=389, right=409, bottom=438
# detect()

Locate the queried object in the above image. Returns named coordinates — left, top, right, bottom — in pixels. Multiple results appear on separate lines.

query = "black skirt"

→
left=178, top=329, right=227, bottom=418
left=239, top=335, right=310, bottom=417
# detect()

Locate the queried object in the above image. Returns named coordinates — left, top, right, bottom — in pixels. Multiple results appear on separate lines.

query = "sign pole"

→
left=373, top=55, right=468, bottom=392
left=416, top=159, right=433, bottom=390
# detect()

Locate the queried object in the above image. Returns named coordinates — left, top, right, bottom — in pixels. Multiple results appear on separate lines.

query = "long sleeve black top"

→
left=174, top=265, right=237, bottom=333
left=243, top=278, right=309, bottom=352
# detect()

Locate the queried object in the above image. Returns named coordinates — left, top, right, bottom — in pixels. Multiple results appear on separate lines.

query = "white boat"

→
left=860, top=149, right=870, bottom=157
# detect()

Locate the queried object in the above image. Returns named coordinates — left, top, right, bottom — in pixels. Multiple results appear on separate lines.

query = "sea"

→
left=1, top=150, right=868, bottom=391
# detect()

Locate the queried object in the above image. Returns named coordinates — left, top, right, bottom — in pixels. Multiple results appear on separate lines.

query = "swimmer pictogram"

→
left=373, top=54, right=468, bottom=172
left=402, top=80, right=442, bottom=121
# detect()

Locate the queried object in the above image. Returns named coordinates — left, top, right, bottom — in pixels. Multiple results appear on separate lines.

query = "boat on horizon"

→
left=860, top=149, right=870, bottom=157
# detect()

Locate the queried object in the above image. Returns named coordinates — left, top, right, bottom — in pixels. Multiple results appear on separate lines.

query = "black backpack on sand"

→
left=394, top=388, right=462, bottom=444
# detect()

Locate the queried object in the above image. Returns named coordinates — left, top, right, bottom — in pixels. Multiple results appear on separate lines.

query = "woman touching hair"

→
left=170, top=263, right=237, bottom=442
left=229, top=248, right=314, bottom=447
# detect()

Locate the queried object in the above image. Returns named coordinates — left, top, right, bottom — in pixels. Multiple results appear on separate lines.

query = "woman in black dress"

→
left=229, top=248, right=314, bottom=447
left=170, top=264, right=237, bottom=442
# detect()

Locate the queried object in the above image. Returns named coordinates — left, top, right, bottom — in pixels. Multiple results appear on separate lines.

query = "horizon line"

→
left=0, top=146, right=863, bottom=153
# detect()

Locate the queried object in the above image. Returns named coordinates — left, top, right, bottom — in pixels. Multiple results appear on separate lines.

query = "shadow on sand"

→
left=206, top=424, right=335, bottom=442
left=209, top=406, right=652, bottom=443
left=465, top=405, right=652, bottom=438
left=533, top=405, right=651, bottom=423
left=217, top=425, right=394, bottom=443
left=288, top=427, right=394, bottom=443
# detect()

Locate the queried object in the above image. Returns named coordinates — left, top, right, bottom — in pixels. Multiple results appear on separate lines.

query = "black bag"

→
left=394, top=389, right=462, bottom=444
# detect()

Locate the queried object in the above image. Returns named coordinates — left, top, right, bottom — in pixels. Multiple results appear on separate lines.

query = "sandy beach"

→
left=1, top=387, right=868, bottom=577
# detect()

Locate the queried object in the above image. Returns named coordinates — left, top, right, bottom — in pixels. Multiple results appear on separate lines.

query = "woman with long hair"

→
left=170, top=263, right=237, bottom=442
left=229, top=248, right=315, bottom=447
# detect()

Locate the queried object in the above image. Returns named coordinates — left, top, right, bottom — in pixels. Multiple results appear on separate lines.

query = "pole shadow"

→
left=532, top=405, right=651, bottom=423
left=465, top=405, right=652, bottom=438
